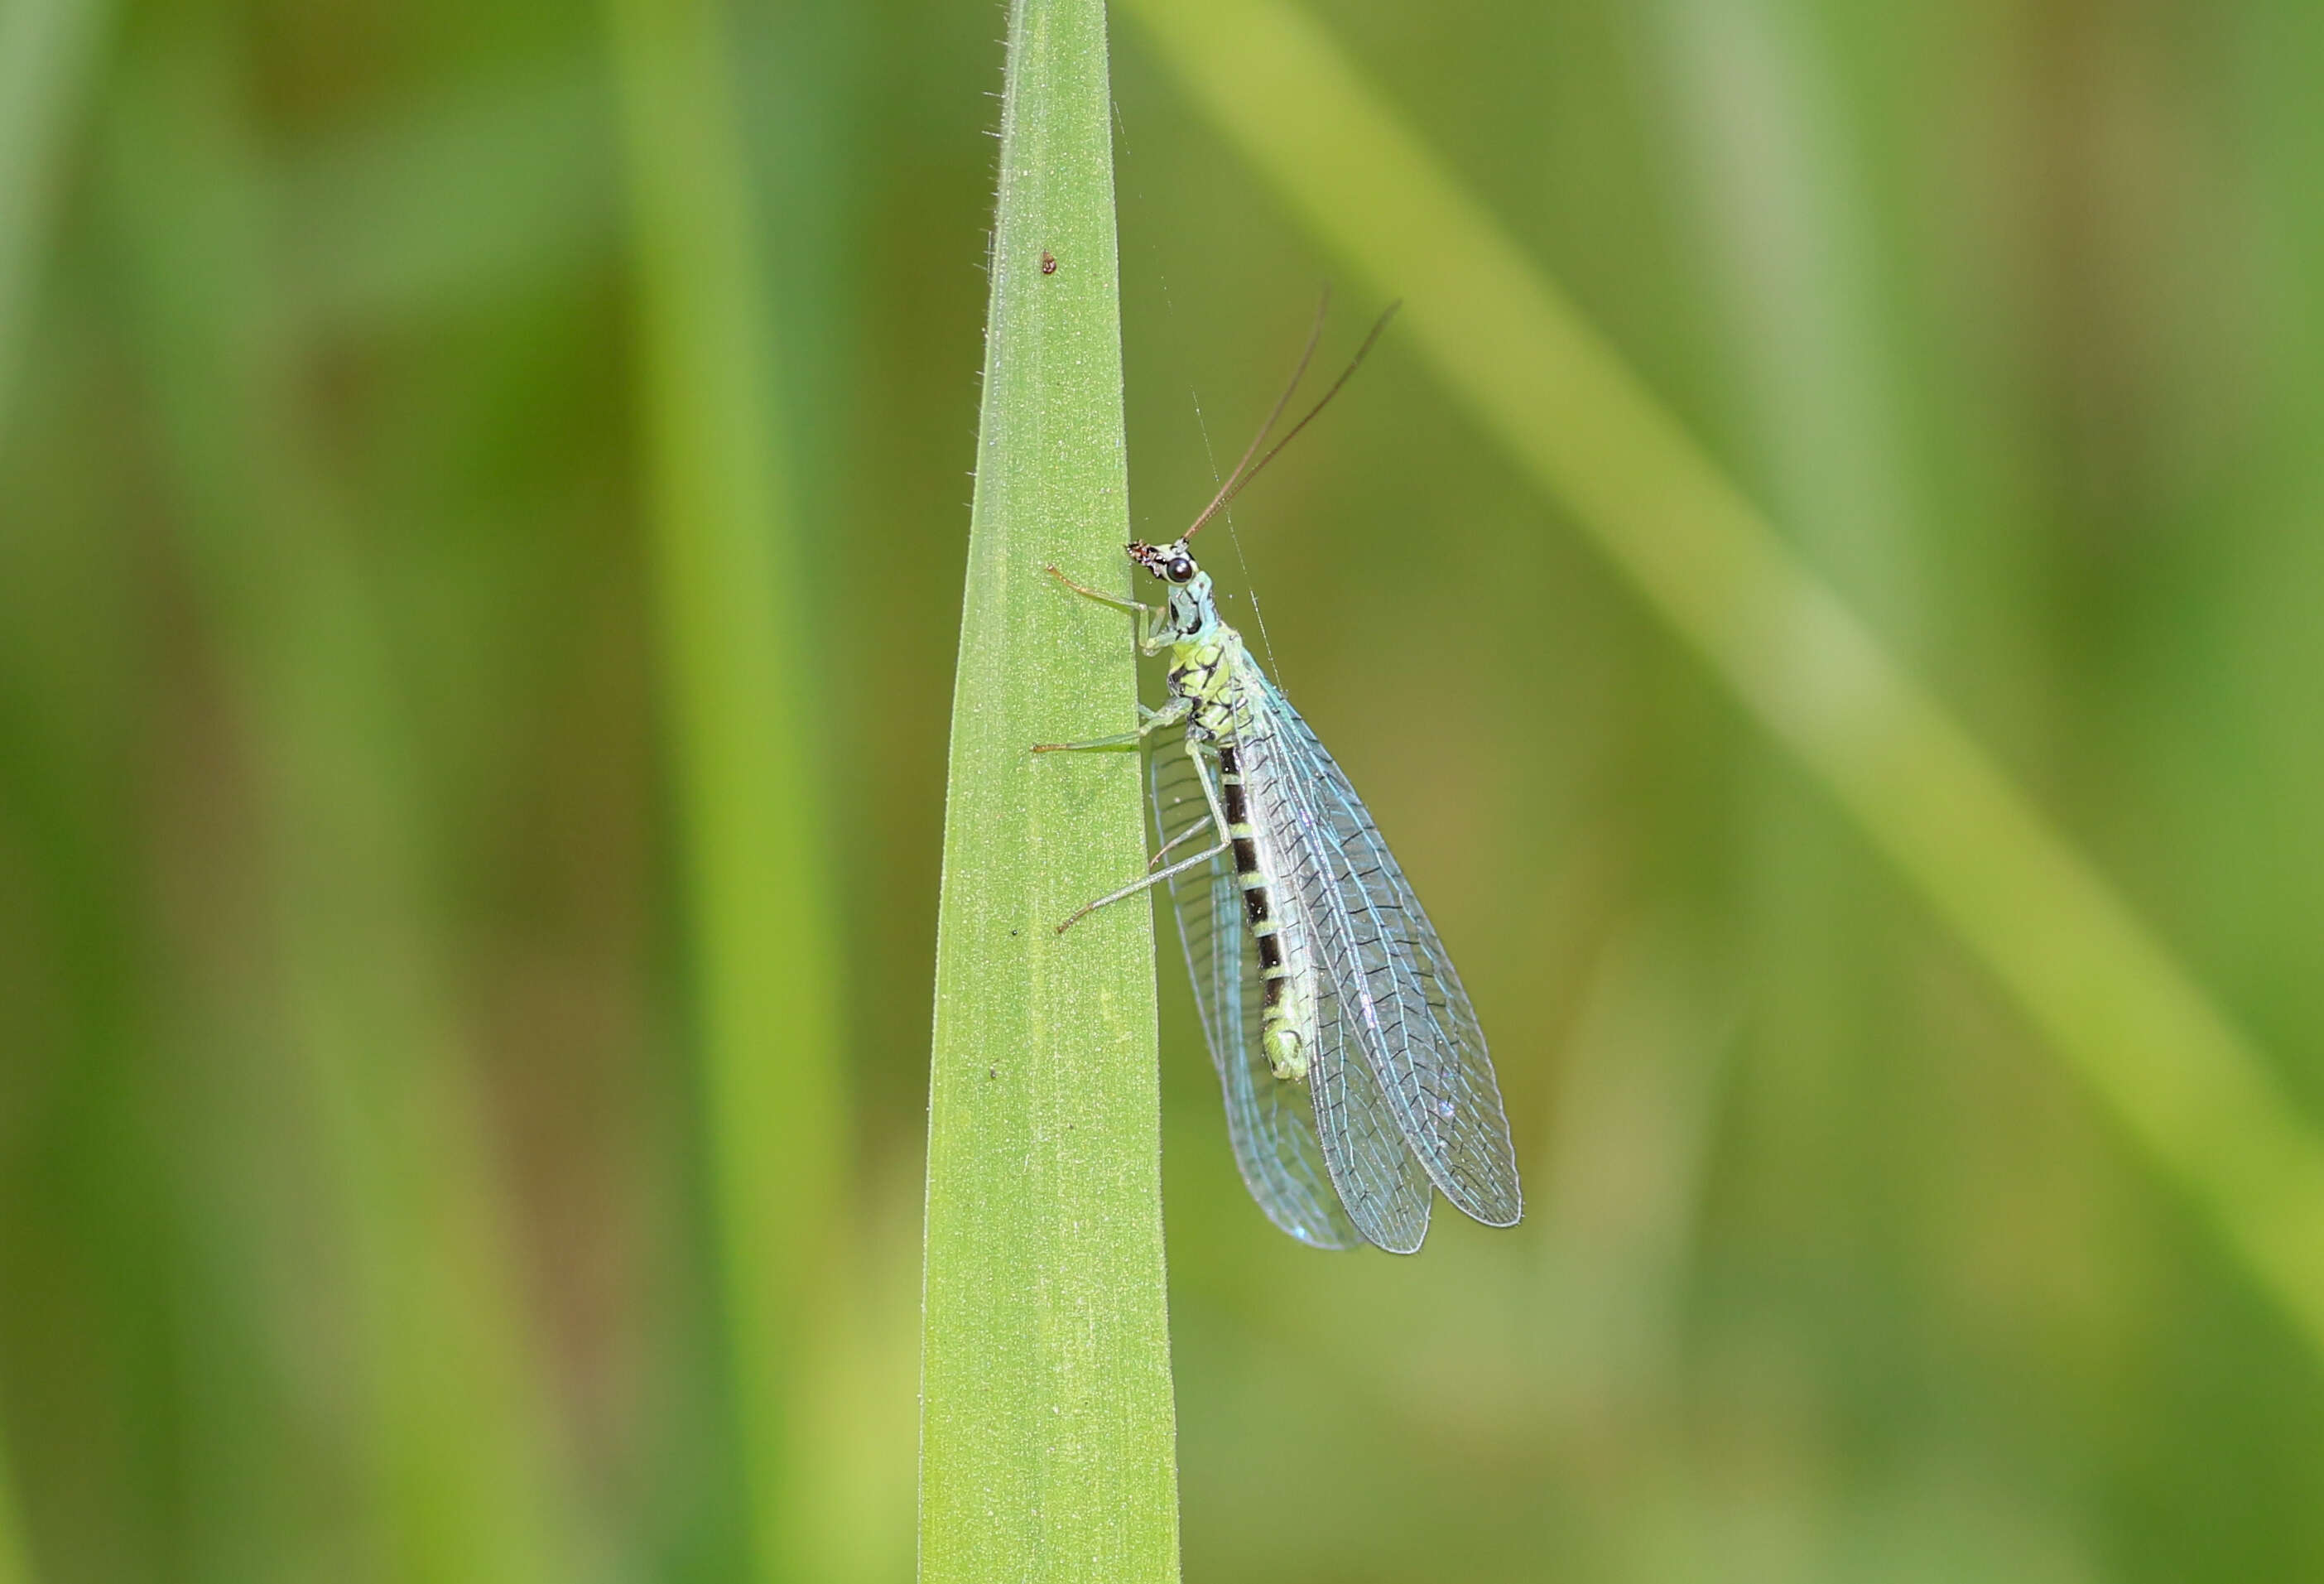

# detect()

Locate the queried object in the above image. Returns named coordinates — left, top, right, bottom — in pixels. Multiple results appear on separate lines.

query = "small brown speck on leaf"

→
left=1040, top=250, right=1058, bottom=274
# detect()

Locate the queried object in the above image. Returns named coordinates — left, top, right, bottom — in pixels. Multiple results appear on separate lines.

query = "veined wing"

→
left=1202, top=694, right=1433, bottom=1255
left=1306, top=960, right=1434, bottom=1253
left=1239, top=678, right=1523, bottom=1228
left=1150, top=739, right=1363, bottom=1250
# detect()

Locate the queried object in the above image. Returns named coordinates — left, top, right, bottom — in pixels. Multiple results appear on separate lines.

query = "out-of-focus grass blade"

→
left=603, top=0, right=849, bottom=1577
left=103, top=28, right=577, bottom=1582
left=1122, top=0, right=2324, bottom=1360
left=1646, top=0, right=1922, bottom=626
left=280, top=52, right=614, bottom=330
left=920, top=0, right=1180, bottom=1577
left=0, top=0, right=110, bottom=432
left=0, top=1431, right=26, bottom=1584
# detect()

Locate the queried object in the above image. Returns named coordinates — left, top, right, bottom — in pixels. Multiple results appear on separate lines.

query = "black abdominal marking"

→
left=1217, top=744, right=1286, bottom=1005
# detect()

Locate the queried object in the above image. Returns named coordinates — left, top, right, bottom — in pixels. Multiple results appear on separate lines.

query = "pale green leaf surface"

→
left=921, top=0, right=1181, bottom=1577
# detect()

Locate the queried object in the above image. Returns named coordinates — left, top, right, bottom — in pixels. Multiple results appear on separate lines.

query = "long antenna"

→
left=1182, top=294, right=1400, bottom=541
left=1191, top=389, right=1287, bottom=682
left=1182, top=291, right=1328, bottom=540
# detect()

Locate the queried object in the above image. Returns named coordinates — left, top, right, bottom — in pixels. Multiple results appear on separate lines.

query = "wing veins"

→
left=1245, top=685, right=1523, bottom=1226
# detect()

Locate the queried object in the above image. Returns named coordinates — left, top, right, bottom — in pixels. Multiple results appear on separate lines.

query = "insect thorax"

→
left=1167, top=625, right=1253, bottom=738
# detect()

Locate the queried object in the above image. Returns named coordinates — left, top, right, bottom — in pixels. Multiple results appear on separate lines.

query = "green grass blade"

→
left=919, top=0, right=1179, bottom=1577
left=0, top=0, right=110, bottom=432
left=603, top=0, right=850, bottom=1579
left=1121, top=0, right=2324, bottom=1360
left=0, top=1429, right=26, bottom=1584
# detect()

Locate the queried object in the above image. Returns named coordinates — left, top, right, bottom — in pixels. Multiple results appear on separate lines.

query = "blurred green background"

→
left=7, top=0, right=2324, bottom=1579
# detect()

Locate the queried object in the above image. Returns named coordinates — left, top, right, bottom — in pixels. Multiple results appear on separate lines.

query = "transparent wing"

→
left=1306, top=964, right=1435, bottom=1254
left=1151, top=738, right=1364, bottom=1250
left=1239, top=679, right=1523, bottom=1228
left=1208, top=693, right=1434, bottom=1255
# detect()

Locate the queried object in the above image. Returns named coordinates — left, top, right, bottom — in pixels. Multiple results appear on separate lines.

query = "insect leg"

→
left=1146, top=811, right=1214, bottom=871
left=1186, top=735, right=1234, bottom=851
left=1055, top=838, right=1230, bottom=934
left=1044, top=565, right=1168, bottom=652
left=1032, top=696, right=1189, bottom=754
left=1054, top=743, right=1233, bottom=932
left=1030, top=731, right=1141, bottom=753
left=1044, top=562, right=1146, bottom=611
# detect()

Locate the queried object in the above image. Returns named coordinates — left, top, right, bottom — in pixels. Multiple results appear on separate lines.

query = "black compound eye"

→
left=1166, top=558, right=1195, bottom=584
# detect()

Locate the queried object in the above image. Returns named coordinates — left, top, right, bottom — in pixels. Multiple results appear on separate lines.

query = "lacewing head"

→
left=1127, top=538, right=1198, bottom=583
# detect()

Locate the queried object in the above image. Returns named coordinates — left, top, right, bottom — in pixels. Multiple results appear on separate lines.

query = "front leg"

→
left=1045, top=564, right=1167, bottom=654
